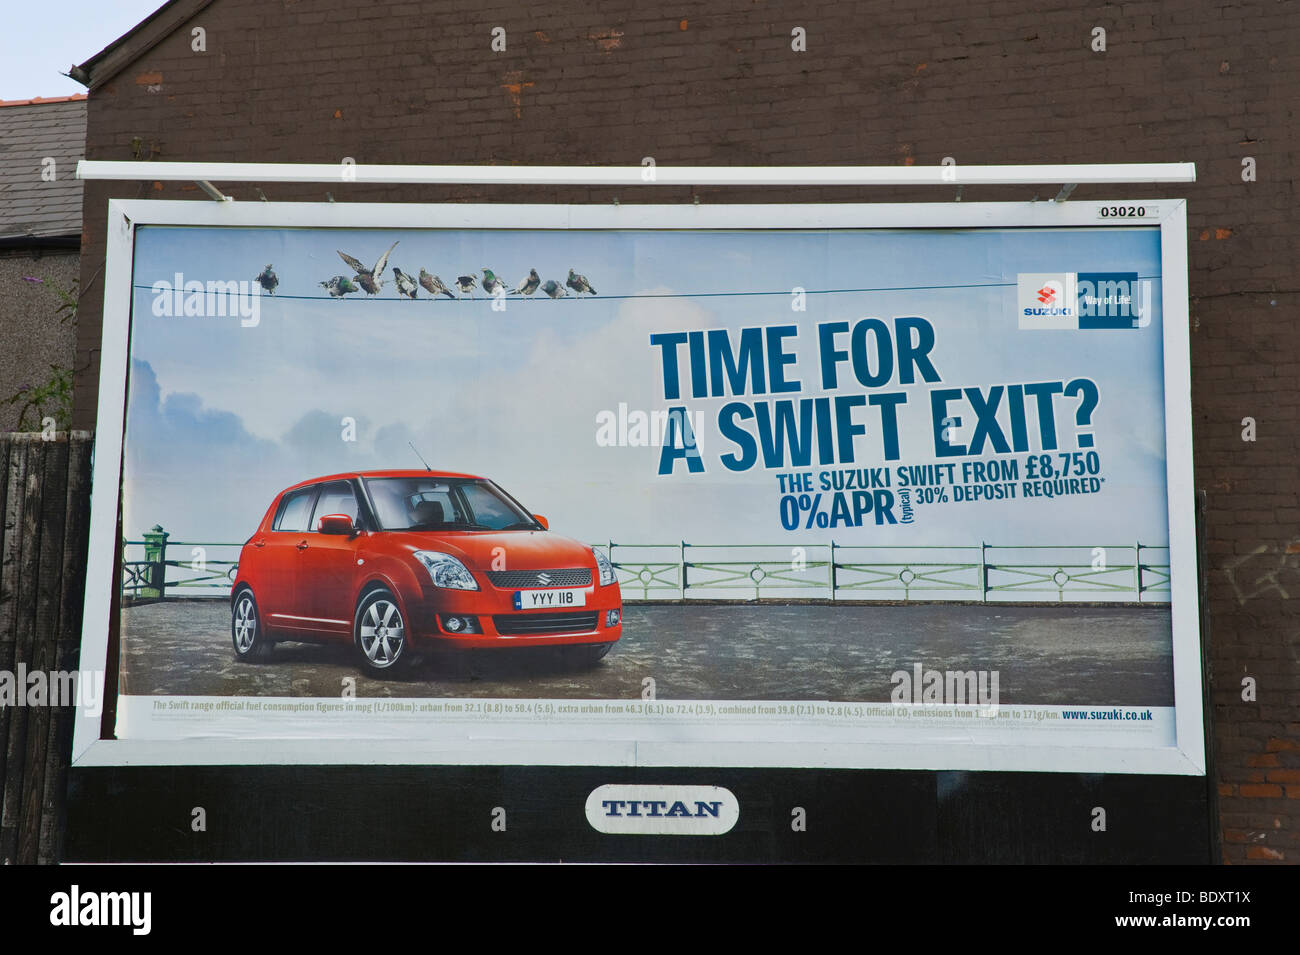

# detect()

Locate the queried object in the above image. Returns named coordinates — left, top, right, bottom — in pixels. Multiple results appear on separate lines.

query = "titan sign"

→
left=73, top=200, right=1204, bottom=776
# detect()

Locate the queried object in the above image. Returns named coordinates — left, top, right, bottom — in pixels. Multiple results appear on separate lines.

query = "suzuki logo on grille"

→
left=1036, top=285, right=1057, bottom=304
left=536, top=573, right=552, bottom=585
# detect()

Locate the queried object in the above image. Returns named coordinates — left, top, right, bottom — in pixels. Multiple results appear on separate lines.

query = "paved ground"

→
left=119, top=600, right=1174, bottom=705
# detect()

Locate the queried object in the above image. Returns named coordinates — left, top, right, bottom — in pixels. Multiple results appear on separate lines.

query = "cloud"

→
left=124, top=360, right=397, bottom=540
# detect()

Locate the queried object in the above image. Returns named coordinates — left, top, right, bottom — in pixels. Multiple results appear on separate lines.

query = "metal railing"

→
left=594, top=541, right=1170, bottom=603
left=120, top=525, right=1170, bottom=604
left=121, top=526, right=242, bottom=598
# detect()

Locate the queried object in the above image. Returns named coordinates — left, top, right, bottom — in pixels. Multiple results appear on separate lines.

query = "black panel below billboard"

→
left=65, top=766, right=1212, bottom=864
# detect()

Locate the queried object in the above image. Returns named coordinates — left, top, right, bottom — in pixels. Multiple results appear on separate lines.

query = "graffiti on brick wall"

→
left=1221, top=544, right=1300, bottom=604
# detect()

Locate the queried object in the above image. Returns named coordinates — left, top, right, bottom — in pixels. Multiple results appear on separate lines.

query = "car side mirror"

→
left=317, top=513, right=355, bottom=535
left=533, top=514, right=549, bottom=530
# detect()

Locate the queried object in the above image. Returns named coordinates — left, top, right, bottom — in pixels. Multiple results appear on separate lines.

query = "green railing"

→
left=593, top=541, right=1170, bottom=603
left=121, top=525, right=242, bottom=598
left=120, top=524, right=1171, bottom=604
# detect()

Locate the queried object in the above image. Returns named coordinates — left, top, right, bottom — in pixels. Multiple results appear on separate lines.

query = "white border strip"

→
left=72, top=738, right=1201, bottom=773
left=76, top=160, right=1196, bottom=187
left=72, top=199, right=1204, bottom=775
left=1158, top=200, right=1206, bottom=773
left=72, top=201, right=134, bottom=764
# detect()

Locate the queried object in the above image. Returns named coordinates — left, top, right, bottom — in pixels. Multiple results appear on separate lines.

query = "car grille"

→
left=493, top=612, right=600, bottom=636
left=486, top=567, right=592, bottom=588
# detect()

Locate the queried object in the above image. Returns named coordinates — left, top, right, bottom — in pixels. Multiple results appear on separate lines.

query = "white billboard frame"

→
left=72, top=198, right=1203, bottom=775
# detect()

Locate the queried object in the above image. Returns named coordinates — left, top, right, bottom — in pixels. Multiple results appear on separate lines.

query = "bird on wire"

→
left=566, top=268, right=597, bottom=295
left=337, top=241, right=399, bottom=295
left=481, top=268, right=508, bottom=297
left=393, top=267, right=419, bottom=299
left=511, top=269, right=540, bottom=296
left=419, top=269, right=455, bottom=299
left=255, top=264, right=279, bottom=295
left=320, top=275, right=360, bottom=298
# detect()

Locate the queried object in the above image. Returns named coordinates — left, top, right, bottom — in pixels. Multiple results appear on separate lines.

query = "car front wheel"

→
left=355, top=589, right=411, bottom=676
left=231, top=588, right=272, bottom=661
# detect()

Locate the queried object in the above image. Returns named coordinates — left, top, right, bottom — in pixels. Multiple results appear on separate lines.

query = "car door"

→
left=294, top=479, right=363, bottom=636
left=261, top=483, right=318, bottom=631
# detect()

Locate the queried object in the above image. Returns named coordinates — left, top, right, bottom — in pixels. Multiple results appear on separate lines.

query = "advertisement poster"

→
left=82, top=203, right=1202, bottom=773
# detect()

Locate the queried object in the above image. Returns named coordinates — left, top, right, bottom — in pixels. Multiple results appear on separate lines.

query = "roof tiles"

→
left=0, top=98, right=86, bottom=241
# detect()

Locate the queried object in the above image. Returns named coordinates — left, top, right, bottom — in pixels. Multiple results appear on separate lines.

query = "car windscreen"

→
left=364, top=478, right=539, bottom=532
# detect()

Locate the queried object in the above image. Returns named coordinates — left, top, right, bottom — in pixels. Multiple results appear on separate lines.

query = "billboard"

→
left=74, top=200, right=1204, bottom=775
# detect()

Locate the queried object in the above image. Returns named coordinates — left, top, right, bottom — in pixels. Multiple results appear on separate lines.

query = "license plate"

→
left=513, top=588, right=586, bottom=609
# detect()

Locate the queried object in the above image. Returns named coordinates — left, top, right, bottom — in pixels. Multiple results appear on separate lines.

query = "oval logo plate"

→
left=585, top=785, right=739, bottom=835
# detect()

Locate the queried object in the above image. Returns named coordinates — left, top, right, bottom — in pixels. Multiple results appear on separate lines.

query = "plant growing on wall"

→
left=2, top=277, right=77, bottom=432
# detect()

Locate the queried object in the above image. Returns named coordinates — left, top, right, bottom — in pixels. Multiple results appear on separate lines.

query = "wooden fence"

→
left=0, top=432, right=92, bottom=864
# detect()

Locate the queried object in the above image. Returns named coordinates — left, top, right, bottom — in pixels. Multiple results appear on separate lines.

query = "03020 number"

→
left=1097, top=205, right=1157, bottom=219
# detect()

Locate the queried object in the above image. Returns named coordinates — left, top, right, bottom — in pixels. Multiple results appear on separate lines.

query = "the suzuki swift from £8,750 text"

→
left=230, top=470, right=623, bottom=676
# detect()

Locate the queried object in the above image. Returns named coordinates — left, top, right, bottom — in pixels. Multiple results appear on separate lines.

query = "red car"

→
left=230, top=470, right=622, bottom=675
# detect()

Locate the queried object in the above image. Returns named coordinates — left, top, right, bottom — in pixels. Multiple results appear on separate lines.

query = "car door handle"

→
left=296, top=540, right=309, bottom=550
left=251, top=538, right=266, bottom=548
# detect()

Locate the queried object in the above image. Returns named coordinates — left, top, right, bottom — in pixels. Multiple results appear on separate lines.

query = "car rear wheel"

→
left=355, top=589, right=411, bottom=676
left=564, top=642, right=613, bottom=668
left=231, top=588, right=272, bottom=661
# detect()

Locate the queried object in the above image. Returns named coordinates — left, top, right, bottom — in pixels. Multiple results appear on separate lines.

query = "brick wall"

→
left=73, top=0, right=1299, bottom=862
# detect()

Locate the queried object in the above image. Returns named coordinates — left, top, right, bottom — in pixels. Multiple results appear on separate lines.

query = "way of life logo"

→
left=1018, top=272, right=1153, bottom=330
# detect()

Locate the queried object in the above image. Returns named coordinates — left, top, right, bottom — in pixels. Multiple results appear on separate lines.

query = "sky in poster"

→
left=122, top=224, right=1168, bottom=555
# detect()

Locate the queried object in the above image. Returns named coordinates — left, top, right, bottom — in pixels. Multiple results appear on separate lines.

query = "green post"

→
left=141, top=524, right=169, bottom=599
left=1134, top=541, right=1141, bottom=601
left=680, top=540, right=687, bottom=600
left=979, top=541, right=987, bottom=602
left=828, top=540, right=836, bottom=601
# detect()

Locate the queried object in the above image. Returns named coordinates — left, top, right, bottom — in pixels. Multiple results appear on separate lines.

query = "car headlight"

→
left=413, top=551, right=479, bottom=591
left=593, top=547, right=617, bottom=587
